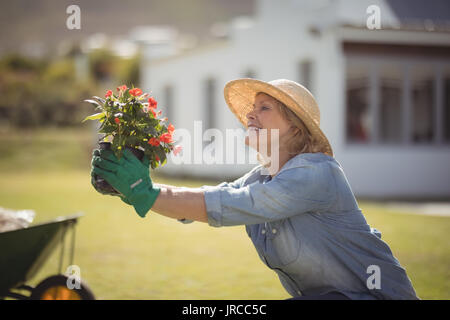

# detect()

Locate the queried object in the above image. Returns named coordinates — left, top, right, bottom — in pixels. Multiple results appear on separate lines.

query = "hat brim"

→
left=224, top=78, right=333, bottom=157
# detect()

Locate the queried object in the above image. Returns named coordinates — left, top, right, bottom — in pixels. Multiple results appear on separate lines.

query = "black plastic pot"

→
left=93, top=142, right=144, bottom=196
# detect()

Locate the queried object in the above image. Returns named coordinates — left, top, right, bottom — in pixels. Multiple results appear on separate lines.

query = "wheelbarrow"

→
left=0, top=213, right=95, bottom=300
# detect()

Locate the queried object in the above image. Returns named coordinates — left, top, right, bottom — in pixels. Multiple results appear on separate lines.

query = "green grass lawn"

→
left=0, top=128, right=449, bottom=299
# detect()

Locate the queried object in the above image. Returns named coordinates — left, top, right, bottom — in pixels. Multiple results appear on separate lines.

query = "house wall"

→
left=335, top=28, right=450, bottom=198
left=140, top=0, right=450, bottom=198
left=142, top=1, right=342, bottom=180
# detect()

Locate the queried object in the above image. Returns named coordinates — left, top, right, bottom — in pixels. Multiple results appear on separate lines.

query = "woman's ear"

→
left=290, top=125, right=300, bottom=135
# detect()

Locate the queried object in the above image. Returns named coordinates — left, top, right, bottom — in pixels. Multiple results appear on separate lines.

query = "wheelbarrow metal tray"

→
left=0, top=214, right=82, bottom=295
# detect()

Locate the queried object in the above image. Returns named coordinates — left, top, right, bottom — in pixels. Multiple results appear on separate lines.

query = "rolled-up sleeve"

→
left=177, top=173, right=249, bottom=224
left=204, top=164, right=336, bottom=227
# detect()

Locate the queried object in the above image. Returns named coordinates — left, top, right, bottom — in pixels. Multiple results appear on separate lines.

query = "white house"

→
left=138, top=0, right=450, bottom=199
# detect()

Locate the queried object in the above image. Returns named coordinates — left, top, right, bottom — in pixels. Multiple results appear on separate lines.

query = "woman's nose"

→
left=246, top=109, right=256, bottom=120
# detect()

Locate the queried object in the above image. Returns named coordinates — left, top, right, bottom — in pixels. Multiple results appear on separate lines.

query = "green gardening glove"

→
left=90, top=150, right=122, bottom=196
left=92, top=148, right=161, bottom=218
left=90, top=149, right=134, bottom=207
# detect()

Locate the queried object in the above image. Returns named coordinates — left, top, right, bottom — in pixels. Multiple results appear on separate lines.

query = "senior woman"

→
left=91, top=79, right=419, bottom=300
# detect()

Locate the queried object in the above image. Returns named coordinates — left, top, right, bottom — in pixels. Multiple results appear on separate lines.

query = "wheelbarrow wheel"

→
left=30, top=275, right=95, bottom=300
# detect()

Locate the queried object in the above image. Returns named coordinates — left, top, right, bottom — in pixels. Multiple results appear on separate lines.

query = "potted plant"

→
left=83, top=85, right=181, bottom=195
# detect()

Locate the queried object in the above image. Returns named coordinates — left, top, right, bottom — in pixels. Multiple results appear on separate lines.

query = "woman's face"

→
left=244, top=93, right=294, bottom=153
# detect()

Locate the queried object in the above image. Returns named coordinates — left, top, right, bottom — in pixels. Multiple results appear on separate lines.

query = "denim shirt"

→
left=181, top=153, right=419, bottom=300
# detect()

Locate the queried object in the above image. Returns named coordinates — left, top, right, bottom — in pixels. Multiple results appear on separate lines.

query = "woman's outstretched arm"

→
left=151, top=184, right=208, bottom=223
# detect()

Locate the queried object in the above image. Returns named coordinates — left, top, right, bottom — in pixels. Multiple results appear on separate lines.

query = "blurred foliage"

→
left=116, top=54, right=140, bottom=86
left=88, top=49, right=140, bottom=85
left=0, top=50, right=141, bottom=128
left=88, top=49, right=116, bottom=83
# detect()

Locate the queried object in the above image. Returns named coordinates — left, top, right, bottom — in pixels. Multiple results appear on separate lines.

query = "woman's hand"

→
left=91, top=149, right=160, bottom=218
left=91, top=148, right=208, bottom=223
left=90, top=150, right=121, bottom=197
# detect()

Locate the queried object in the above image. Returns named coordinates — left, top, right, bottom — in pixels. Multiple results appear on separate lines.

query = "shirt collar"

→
left=258, top=152, right=334, bottom=180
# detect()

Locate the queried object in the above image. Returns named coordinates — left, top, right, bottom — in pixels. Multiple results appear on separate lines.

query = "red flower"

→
left=105, top=90, right=113, bottom=98
left=155, top=155, right=160, bottom=162
left=149, top=108, right=157, bottom=118
left=148, top=97, right=158, bottom=108
left=117, top=85, right=127, bottom=91
left=160, top=132, right=173, bottom=144
left=114, top=117, right=120, bottom=124
left=168, top=123, right=175, bottom=134
left=129, top=88, right=143, bottom=97
left=148, top=137, right=160, bottom=146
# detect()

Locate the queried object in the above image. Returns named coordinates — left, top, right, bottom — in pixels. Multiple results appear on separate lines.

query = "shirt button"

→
left=261, top=229, right=266, bottom=234
left=272, top=228, right=277, bottom=234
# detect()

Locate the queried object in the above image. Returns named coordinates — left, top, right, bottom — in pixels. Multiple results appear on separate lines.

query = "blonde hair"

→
left=278, top=103, right=325, bottom=155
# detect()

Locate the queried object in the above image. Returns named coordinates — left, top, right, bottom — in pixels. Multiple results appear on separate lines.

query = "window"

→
left=344, top=42, right=450, bottom=146
left=345, top=58, right=450, bottom=146
left=346, top=62, right=371, bottom=143
left=204, top=77, right=216, bottom=130
left=379, top=65, right=402, bottom=144
left=443, top=67, right=450, bottom=142
left=299, top=60, right=313, bottom=93
left=411, top=66, right=435, bottom=143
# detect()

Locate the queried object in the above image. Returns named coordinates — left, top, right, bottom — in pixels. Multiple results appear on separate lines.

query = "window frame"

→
left=299, top=59, right=314, bottom=94
left=344, top=54, right=450, bottom=148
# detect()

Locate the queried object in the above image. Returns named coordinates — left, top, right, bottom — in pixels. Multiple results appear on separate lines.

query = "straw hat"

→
left=223, top=78, right=333, bottom=157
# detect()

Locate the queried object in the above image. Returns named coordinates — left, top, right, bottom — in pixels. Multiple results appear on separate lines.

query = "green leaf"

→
left=98, top=122, right=115, bottom=134
left=124, top=135, right=141, bottom=147
left=155, top=147, right=167, bottom=164
left=143, top=126, right=158, bottom=136
left=82, top=112, right=106, bottom=122
left=84, top=99, right=101, bottom=107
left=111, top=136, right=123, bottom=159
left=144, top=149, right=153, bottom=159
left=92, top=96, right=106, bottom=104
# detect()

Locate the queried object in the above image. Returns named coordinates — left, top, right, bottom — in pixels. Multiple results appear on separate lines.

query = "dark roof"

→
left=387, top=0, right=450, bottom=24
